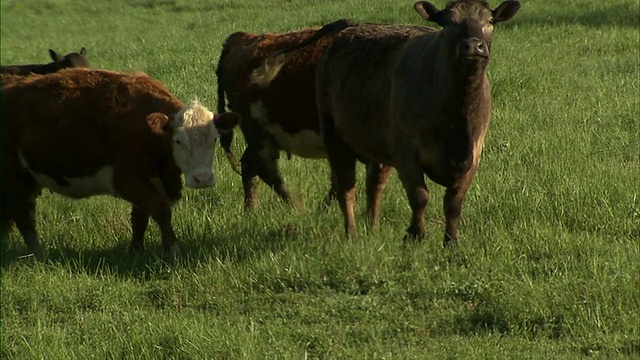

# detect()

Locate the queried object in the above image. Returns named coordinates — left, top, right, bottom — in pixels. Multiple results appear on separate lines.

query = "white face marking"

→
left=249, top=100, right=327, bottom=159
left=19, top=151, right=117, bottom=198
left=171, top=101, right=218, bottom=188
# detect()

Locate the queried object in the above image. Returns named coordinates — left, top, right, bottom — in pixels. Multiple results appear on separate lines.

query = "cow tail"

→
left=251, top=19, right=356, bottom=87
left=216, top=48, right=242, bottom=176
left=275, top=19, right=356, bottom=57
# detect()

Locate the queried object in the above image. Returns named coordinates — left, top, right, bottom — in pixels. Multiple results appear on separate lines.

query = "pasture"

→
left=1, top=0, right=638, bottom=358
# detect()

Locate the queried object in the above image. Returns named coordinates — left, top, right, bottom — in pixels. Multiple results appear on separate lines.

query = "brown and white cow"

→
left=314, top=0, right=520, bottom=245
left=216, top=20, right=355, bottom=211
left=1, top=47, right=89, bottom=75
left=1, top=68, right=239, bottom=258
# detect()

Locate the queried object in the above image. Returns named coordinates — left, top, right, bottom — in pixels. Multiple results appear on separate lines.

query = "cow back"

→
left=317, top=24, right=440, bottom=164
left=219, top=27, right=338, bottom=135
left=2, top=68, right=184, bottom=183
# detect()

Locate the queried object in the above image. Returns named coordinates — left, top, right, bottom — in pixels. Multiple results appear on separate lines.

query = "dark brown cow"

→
left=256, top=1, right=520, bottom=244
left=1, top=47, right=89, bottom=75
left=315, top=0, right=520, bottom=245
left=1, top=68, right=239, bottom=258
left=216, top=20, right=354, bottom=210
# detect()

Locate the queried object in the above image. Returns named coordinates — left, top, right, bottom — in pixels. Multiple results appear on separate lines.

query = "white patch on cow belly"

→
left=249, top=100, right=326, bottom=159
left=35, top=167, right=116, bottom=199
left=19, top=152, right=116, bottom=199
left=267, top=125, right=326, bottom=158
left=249, top=100, right=269, bottom=123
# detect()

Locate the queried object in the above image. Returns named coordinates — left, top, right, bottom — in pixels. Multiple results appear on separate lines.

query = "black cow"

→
left=1, top=47, right=89, bottom=75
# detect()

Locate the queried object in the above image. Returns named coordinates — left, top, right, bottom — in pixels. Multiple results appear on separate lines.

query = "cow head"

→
left=414, top=1, right=520, bottom=62
left=49, top=47, right=90, bottom=70
left=147, top=101, right=240, bottom=188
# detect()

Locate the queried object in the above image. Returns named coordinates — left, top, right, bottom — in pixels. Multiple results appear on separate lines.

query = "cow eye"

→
left=174, top=139, right=181, bottom=145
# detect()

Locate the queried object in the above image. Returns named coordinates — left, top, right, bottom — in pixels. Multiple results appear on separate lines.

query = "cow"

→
left=316, top=0, right=521, bottom=245
left=216, top=20, right=360, bottom=211
left=1, top=68, right=239, bottom=259
left=257, top=0, right=520, bottom=245
left=1, top=47, right=89, bottom=75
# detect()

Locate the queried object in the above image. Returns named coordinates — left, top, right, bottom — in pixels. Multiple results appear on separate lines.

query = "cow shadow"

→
left=1, top=242, right=159, bottom=280
left=1, top=225, right=294, bottom=279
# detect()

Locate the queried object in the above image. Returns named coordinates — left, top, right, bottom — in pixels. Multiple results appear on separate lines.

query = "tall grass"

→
left=2, top=0, right=639, bottom=358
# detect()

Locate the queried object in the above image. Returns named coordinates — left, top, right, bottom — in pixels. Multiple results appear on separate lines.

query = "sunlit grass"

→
left=2, top=0, right=639, bottom=358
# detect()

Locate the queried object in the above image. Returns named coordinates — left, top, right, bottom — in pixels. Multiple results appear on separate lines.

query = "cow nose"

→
left=458, top=38, right=488, bottom=58
left=191, top=172, right=214, bottom=187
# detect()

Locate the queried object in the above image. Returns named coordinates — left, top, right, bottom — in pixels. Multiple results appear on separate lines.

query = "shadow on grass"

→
left=1, top=223, right=295, bottom=280
left=1, top=241, right=166, bottom=280
left=450, top=301, right=568, bottom=340
left=182, top=223, right=296, bottom=265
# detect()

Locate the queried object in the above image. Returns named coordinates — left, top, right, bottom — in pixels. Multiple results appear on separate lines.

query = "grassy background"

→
left=2, top=0, right=639, bottom=358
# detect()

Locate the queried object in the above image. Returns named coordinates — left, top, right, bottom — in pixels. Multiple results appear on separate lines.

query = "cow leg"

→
left=255, top=144, right=303, bottom=209
left=396, top=164, right=429, bottom=240
left=0, top=231, right=7, bottom=253
left=2, top=168, right=42, bottom=258
left=443, top=170, right=475, bottom=247
left=240, top=146, right=261, bottom=211
left=129, top=206, right=149, bottom=253
left=1, top=203, right=13, bottom=249
left=320, top=171, right=338, bottom=211
left=333, top=158, right=357, bottom=237
left=114, top=174, right=179, bottom=257
left=12, top=198, right=43, bottom=259
left=443, top=187, right=464, bottom=247
left=365, top=163, right=393, bottom=227
left=322, top=115, right=358, bottom=236
left=1, top=227, right=8, bottom=248
left=152, top=207, right=179, bottom=257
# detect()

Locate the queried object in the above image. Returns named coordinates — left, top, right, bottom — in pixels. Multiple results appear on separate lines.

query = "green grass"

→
left=2, top=0, right=639, bottom=358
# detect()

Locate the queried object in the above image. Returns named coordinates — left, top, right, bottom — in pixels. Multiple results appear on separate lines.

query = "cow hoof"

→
left=402, top=233, right=423, bottom=243
left=31, top=247, right=45, bottom=261
left=163, top=243, right=182, bottom=259
left=403, top=226, right=425, bottom=243
left=443, top=239, right=459, bottom=248
left=443, top=234, right=459, bottom=248
left=244, top=199, right=259, bottom=212
left=129, top=244, right=146, bottom=254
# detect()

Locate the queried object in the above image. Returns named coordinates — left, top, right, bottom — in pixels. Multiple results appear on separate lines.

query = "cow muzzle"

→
left=186, top=171, right=215, bottom=188
left=457, top=37, right=489, bottom=59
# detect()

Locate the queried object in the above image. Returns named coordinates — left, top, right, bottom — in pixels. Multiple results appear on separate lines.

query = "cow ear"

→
left=492, top=1, right=521, bottom=24
left=213, top=112, right=240, bottom=134
left=147, top=112, right=170, bottom=134
left=49, top=49, right=63, bottom=62
left=79, top=47, right=87, bottom=56
left=414, top=2, right=442, bottom=24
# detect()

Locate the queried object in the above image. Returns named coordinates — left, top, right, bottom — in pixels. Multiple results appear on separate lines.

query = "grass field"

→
left=2, top=0, right=639, bottom=358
